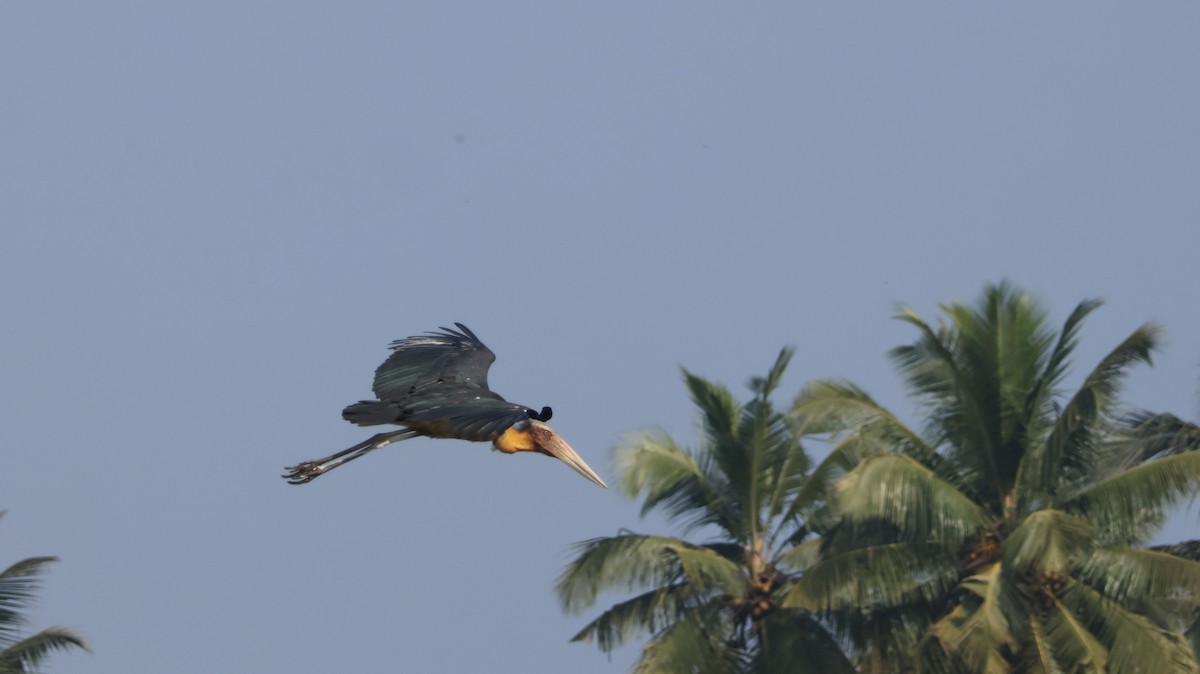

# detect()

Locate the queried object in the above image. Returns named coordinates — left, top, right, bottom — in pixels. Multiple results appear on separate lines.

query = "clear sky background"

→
left=2, top=3, right=1198, bottom=673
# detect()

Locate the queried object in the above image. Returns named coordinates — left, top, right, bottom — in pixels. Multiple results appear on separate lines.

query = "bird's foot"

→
left=282, top=461, right=327, bottom=485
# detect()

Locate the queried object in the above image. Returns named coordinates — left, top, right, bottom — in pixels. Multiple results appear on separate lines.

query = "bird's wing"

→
left=399, top=389, right=534, bottom=442
left=372, top=323, right=497, bottom=401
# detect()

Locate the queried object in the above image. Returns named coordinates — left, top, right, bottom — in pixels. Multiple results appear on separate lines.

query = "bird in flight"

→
left=284, top=323, right=607, bottom=488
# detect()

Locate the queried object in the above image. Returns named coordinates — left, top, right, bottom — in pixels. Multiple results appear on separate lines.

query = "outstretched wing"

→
left=399, top=388, right=534, bottom=442
left=372, top=323, right=497, bottom=401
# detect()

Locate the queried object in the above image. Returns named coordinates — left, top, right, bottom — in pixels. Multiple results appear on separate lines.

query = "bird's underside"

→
left=283, top=324, right=606, bottom=488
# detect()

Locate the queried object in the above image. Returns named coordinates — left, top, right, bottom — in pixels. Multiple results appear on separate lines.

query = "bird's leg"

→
left=283, top=429, right=417, bottom=485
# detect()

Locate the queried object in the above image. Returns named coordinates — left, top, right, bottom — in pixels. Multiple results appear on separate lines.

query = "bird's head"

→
left=526, top=406, right=553, bottom=422
left=495, top=420, right=607, bottom=489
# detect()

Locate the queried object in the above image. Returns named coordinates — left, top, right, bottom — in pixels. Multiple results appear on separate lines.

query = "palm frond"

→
left=737, top=392, right=797, bottom=542
left=614, top=430, right=734, bottom=533
left=1036, top=600, right=1109, bottom=674
left=773, top=423, right=888, bottom=542
left=1187, top=615, right=1200, bottom=662
left=925, top=562, right=1018, bottom=674
left=748, top=347, right=793, bottom=400
left=1025, top=613, right=1066, bottom=674
left=0, top=557, right=58, bottom=640
left=925, top=606, right=1012, bottom=674
left=835, top=455, right=991, bottom=545
left=835, top=603, right=932, bottom=674
left=949, top=285, right=1069, bottom=509
left=791, top=379, right=936, bottom=464
left=683, top=369, right=742, bottom=477
left=683, top=368, right=758, bottom=542
left=569, top=582, right=695, bottom=652
left=961, top=562, right=1019, bottom=644
left=892, top=302, right=1015, bottom=507
left=1061, top=579, right=1200, bottom=674
left=557, top=534, right=744, bottom=614
left=1025, top=323, right=1162, bottom=505
left=1002, top=509, right=1094, bottom=576
left=956, top=284, right=1055, bottom=451
left=630, top=602, right=740, bottom=674
left=762, top=415, right=817, bottom=535
left=1117, top=411, right=1200, bottom=464
left=785, top=541, right=958, bottom=612
left=1079, top=548, right=1200, bottom=605
left=1067, top=450, right=1200, bottom=545
left=730, top=350, right=805, bottom=544
left=774, top=538, right=822, bottom=574
left=751, top=609, right=855, bottom=674
left=1031, top=298, right=1103, bottom=407
left=0, top=627, right=88, bottom=671
left=1150, top=539, right=1200, bottom=560
left=0, top=557, right=59, bottom=581
left=890, top=305, right=959, bottom=405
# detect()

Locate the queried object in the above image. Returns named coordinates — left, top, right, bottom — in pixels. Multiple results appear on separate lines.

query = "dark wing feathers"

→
left=360, top=324, right=538, bottom=441
left=372, top=323, right=497, bottom=401
left=398, top=390, right=533, bottom=442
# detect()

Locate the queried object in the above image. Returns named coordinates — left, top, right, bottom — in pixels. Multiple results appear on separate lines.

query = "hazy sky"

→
left=2, top=3, right=1198, bottom=673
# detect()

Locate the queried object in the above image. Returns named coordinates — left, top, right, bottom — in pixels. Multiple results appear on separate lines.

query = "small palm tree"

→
left=0, top=516, right=88, bottom=673
left=557, top=349, right=854, bottom=673
left=786, top=282, right=1200, bottom=673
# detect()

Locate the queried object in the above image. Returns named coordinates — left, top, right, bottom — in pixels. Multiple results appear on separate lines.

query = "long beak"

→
left=537, top=428, right=608, bottom=489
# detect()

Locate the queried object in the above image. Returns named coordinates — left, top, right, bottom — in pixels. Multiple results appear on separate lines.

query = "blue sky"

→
left=2, top=3, right=1198, bottom=673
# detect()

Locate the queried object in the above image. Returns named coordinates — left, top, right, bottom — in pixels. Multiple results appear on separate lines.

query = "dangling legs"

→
left=283, top=429, right=419, bottom=484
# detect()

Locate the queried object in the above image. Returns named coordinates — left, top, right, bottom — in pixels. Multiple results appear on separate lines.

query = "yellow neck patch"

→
left=494, top=424, right=537, bottom=454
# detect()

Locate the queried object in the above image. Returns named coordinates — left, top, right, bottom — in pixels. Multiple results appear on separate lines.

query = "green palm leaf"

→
left=1115, top=411, right=1200, bottom=466
left=1061, top=580, right=1200, bottom=673
left=614, top=430, right=732, bottom=533
left=751, top=609, right=856, bottom=674
left=773, top=424, right=883, bottom=540
left=1150, top=539, right=1200, bottom=560
left=785, top=541, right=958, bottom=612
left=1068, top=451, right=1200, bottom=545
left=683, top=369, right=744, bottom=494
left=1002, top=509, right=1094, bottom=576
left=1040, top=597, right=1108, bottom=673
left=792, top=379, right=936, bottom=464
left=1024, top=323, right=1161, bottom=505
left=0, top=557, right=58, bottom=641
left=925, top=562, right=1019, bottom=674
left=1031, top=299, right=1103, bottom=407
left=834, top=454, right=991, bottom=545
left=762, top=415, right=817, bottom=531
left=0, top=517, right=88, bottom=671
left=1080, top=548, right=1200, bottom=605
left=630, top=601, right=741, bottom=674
left=569, top=583, right=694, bottom=652
left=1025, top=613, right=1065, bottom=674
left=557, top=534, right=744, bottom=614
left=774, top=538, right=822, bottom=574
left=0, top=627, right=89, bottom=673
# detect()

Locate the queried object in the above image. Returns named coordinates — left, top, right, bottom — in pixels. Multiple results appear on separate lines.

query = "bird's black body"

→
left=342, top=324, right=550, bottom=440
left=283, top=323, right=604, bottom=487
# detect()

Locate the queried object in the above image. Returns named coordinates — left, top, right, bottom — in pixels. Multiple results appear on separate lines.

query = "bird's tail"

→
left=342, top=400, right=402, bottom=426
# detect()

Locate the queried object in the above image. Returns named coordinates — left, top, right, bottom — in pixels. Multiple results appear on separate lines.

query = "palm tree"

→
left=557, top=349, right=854, bottom=673
left=786, top=282, right=1200, bottom=673
left=1138, top=410, right=1200, bottom=658
left=0, top=516, right=88, bottom=673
